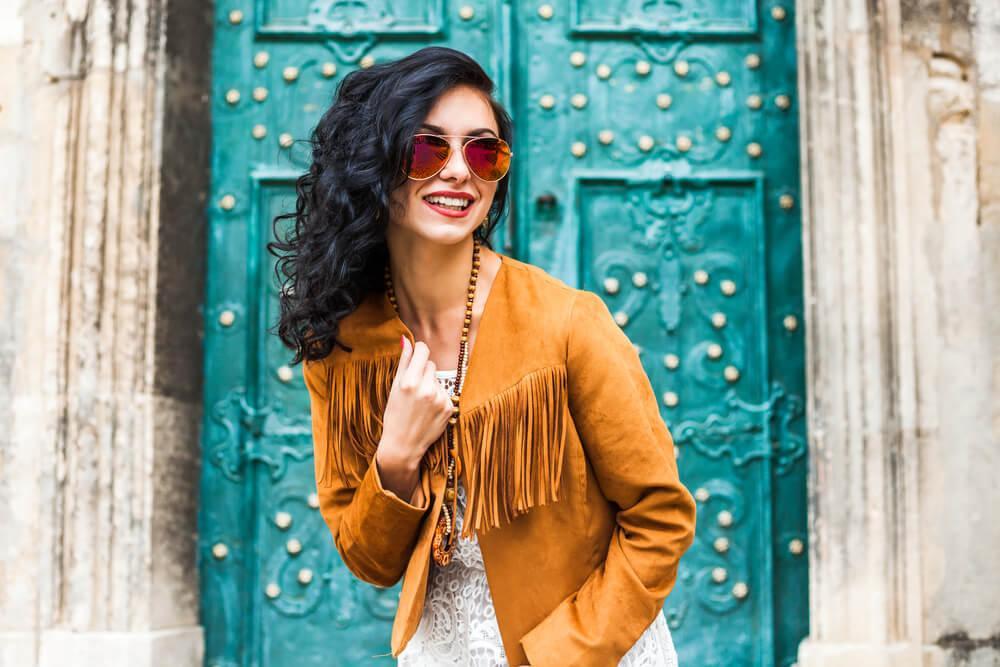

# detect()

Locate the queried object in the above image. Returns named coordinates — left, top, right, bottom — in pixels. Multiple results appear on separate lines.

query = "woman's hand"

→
left=375, top=336, right=454, bottom=498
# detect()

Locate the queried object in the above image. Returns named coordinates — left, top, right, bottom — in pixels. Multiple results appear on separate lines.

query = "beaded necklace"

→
left=383, top=237, right=481, bottom=567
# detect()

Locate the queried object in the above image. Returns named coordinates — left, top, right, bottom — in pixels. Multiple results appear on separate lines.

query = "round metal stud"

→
left=603, top=276, right=620, bottom=294
left=571, top=93, right=588, bottom=109
left=279, top=133, right=294, bottom=148
left=252, top=124, right=267, bottom=139
left=598, top=129, right=615, bottom=145
left=662, top=391, right=679, bottom=408
left=714, top=536, right=730, bottom=553
left=747, top=142, right=762, bottom=158
left=632, top=272, right=648, bottom=288
left=694, top=269, right=709, bottom=285
left=254, top=51, right=270, bottom=68
left=711, top=312, right=727, bottom=328
left=253, top=87, right=268, bottom=102
left=779, top=193, right=795, bottom=209
left=707, top=343, right=723, bottom=360
left=694, top=487, right=710, bottom=502
left=715, top=71, right=731, bottom=86
left=265, top=583, right=281, bottom=599
left=275, top=511, right=292, bottom=529
left=656, top=93, right=673, bottom=110
left=212, top=542, right=229, bottom=559
left=663, top=354, right=680, bottom=370
left=459, top=5, right=474, bottom=19
left=732, top=582, right=749, bottom=599
left=571, top=141, right=587, bottom=158
left=614, top=311, right=628, bottom=326
left=771, top=5, right=787, bottom=20
left=308, top=492, right=320, bottom=508
left=720, top=279, right=737, bottom=296
left=676, top=135, right=692, bottom=152
left=225, top=89, right=240, bottom=105
left=596, top=64, right=612, bottom=79
left=775, top=94, right=791, bottom=110
left=747, top=94, right=763, bottom=109
left=321, top=62, right=337, bottom=78
left=286, top=538, right=302, bottom=555
left=360, top=55, right=375, bottom=69
left=717, top=510, right=734, bottom=527
left=715, top=126, right=732, bottom=142
left=277, top=365, right=294, bottom=383
left=298, top=568, right=314, bottom=584
left=789, top=538, right=804, bottom=555
left=783, top=314, right=799, bottom=331
left=712, top=567, right=728, bottom=583
left=570, top=51, right=586, bottom=67
left=218, top=310, right=236, bottom=327
left=538, top=94, right=555, bottom=109
left=635, top=60, right=651, bottom=76
left=724, top=365, right=741, bottom=382
left=745, top=53, right=761, bottom=69
left=219, top=194, right=236, bottom=211
left=638, top=135, right=655, bottom=152
left=538, top=4, right=554, bottom=19
left=673, top=60, right=689, bottom=77
left=282, top=66, right=299, bottom=82
left=228, top=9, right=244, bottom=24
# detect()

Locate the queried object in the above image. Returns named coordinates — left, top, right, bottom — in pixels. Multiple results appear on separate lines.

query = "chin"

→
left=412, top=219, right=479, bottom=246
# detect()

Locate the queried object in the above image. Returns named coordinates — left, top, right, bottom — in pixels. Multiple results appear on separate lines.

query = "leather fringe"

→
left=320, top=356, right=571, bottom=538
left=322, top=354, right=400, bottom=487
left=456, top=364, right=569, bottom=538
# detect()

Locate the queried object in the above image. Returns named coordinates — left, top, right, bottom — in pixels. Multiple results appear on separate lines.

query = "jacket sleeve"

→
left=303, top=357, right=432, bottom=588
left=519, top=289, right=697, bottom=666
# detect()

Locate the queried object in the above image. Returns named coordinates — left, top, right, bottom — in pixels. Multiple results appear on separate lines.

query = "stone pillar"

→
left=796, top=0, right=1000, bottom=665
left=0, top=1, right=211, bottom=666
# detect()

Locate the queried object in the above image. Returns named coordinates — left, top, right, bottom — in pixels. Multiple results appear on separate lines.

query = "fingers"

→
left=401, top=340, right=430, bottom=388
left=394, top=335, right=413, bottom=387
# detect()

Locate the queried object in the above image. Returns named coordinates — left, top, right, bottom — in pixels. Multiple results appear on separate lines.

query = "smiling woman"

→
left=268, top=46, right=694, bottom=667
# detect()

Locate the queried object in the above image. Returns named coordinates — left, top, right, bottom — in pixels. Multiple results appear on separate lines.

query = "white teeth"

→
left=425, top=195, right=471, bottom=208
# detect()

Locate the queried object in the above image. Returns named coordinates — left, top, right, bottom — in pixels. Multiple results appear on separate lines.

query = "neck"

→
left=385, top=234, right=487, bottom=336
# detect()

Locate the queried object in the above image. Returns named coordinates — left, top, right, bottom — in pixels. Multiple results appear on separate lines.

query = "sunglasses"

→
left=404, top=133, right=513, bottom=182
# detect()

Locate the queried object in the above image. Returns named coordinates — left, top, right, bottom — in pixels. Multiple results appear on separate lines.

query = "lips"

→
left=422, top=198, right=473, bottom=218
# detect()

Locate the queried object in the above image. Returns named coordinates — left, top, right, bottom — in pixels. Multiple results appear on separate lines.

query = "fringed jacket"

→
left=302, top=253, right=697, bottom=666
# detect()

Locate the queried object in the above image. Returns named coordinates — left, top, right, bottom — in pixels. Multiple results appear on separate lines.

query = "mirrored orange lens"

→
left=409, top=135, right=451, bottom=179
left=464, top=138, right=512, bottom=182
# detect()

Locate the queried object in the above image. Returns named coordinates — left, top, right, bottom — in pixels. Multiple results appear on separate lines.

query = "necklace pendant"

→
left=431, top=514, right=453, bottom=567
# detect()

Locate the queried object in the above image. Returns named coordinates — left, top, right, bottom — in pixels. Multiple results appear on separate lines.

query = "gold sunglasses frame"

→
left=404, top=133, right=514, bottom=182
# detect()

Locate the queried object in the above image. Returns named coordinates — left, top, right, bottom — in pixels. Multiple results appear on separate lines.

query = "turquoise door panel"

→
left=201, top=2, right=807, bottom=665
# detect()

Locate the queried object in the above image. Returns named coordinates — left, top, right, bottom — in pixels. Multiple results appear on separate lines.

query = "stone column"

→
left=0, top=1, right=211, bottom=666
left=796, top=0, right=1000, bottom=665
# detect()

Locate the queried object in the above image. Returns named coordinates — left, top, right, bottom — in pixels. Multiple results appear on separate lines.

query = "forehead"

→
left=421, top=86, right=498, bottom=134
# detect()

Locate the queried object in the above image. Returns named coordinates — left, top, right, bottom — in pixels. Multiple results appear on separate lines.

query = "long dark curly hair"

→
left=267, top=46, right=514, bottom=364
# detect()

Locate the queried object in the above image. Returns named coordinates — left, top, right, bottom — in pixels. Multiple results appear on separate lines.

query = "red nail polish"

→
left=400, top=335, right=405, bottom=349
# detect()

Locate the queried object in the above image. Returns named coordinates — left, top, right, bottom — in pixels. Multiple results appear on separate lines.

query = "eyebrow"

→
left=418, top=123, right=498, bottom=137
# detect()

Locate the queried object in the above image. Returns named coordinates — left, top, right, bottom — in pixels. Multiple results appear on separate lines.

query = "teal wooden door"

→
left=199, top=2, right=808, bottom=666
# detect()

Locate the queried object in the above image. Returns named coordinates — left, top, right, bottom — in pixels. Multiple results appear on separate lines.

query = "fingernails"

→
left=400, top=334, right=405, bottom=349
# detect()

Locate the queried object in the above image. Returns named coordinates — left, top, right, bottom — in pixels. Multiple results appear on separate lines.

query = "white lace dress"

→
left=396, top=368, right=679, bottom=667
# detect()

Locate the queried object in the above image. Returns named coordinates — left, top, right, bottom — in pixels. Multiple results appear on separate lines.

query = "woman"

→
left=270, top=46, right=696, bottom=666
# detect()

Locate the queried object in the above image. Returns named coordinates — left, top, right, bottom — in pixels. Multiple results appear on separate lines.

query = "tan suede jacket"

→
left=302, top=253, right=697, bottom=666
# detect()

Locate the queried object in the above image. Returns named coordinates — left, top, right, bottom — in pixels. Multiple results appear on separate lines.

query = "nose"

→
left=436, top=137, right=471, bottom=181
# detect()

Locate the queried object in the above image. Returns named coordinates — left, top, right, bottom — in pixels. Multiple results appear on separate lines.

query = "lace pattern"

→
left=396, top=369, right=678, bottom=667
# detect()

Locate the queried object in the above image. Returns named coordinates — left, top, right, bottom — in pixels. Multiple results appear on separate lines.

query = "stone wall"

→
left=0, top=1, right=212, bottom=666
left=797, top=0, right=1000, bottom=665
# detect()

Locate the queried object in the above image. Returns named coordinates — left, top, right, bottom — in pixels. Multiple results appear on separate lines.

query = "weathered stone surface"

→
left=0, top=1, right=210, bottom=665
